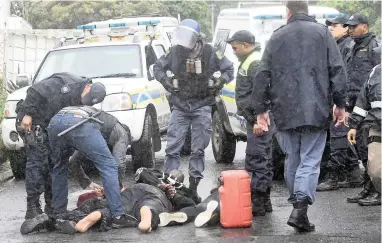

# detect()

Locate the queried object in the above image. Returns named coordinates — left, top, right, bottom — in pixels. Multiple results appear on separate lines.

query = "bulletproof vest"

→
left=75, top=106, right=119, bottom=142
left=30, top=72, right=90, bottom=125
left=170, top=44, right=213, bottom=99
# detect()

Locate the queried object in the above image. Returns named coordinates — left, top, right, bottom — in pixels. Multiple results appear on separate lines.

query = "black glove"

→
left=162, top=77, right=177, bottom=94
left=209, top=77, right=225, bottom=95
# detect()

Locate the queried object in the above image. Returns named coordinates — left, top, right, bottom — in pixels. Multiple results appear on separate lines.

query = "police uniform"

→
left=153, top=19, right=234, bottom=192
left=16, top=72, right=105, bottom=223
left=227, top=30, right=275, bottom=216
left=348, top=59, right=381, bottom=205
left=64, top=106, right=131, bottom=189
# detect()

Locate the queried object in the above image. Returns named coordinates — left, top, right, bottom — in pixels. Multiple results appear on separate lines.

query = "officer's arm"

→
left=214, top=50, right=234, bottom=84
left=371, top=42, right=381, bottom=67
left=327, top=30, right=347, bottom=108
left=153, top=49, right=172, bottom=84
left=21, top=87, right=46, bottom=117
left=69, top=151, right=92, bottom=189
left=252, top=42, right=271, bottom=115
left=348, top=81, right=370, bottom=129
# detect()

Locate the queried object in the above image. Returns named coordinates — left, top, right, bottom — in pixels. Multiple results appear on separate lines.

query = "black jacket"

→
left=17, top=72, right=90, bottom=127
left=153, top=42, right=234, bottom=111
left=337, top=35, right=354, bottom=64
left=252, top=14, right=347, bottom=131
left=347, top=33, right=380, bottom=106
left=349, top=64, right=381, bottom=132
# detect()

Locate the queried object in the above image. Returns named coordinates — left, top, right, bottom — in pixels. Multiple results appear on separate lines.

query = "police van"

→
left=211, top=6, right=342, bottom=168
left=1, top=17, right=175, bottom=178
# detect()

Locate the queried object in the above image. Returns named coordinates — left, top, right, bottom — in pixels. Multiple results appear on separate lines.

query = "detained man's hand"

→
left=256, top=112, right=270, bottom=132
left=333, top=105, right=347, bottom=127
left=348, top=129, right=357, bottom=145
left=253, top=124, right=264, bottom=136
left=21, top=115, right=33, bottom=131
left=86, top=182, right=104, bottom=196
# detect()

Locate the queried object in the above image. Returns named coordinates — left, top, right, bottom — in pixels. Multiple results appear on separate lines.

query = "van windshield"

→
left=34, top=45, right=142, bottom=83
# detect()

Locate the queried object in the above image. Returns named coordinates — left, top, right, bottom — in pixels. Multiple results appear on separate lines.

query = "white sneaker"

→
left=158, top=212, right=188, bottom=227
left=194, top=200, right=219, bottom=228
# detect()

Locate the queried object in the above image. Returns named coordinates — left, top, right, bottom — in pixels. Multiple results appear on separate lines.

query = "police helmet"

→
left=172, top=19, right=201, bottom=50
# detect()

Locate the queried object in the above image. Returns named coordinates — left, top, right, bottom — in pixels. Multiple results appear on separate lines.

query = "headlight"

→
left=4, top=101, right=18, bottom=118
left=101, top=93, right=133, bottom=112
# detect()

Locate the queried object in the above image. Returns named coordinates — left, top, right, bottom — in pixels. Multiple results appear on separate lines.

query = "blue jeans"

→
left=47, top=114, right=124, bottom=217
left=278, top=126, right=327, bottom=204
left=164, top=106, right=212, bottom=179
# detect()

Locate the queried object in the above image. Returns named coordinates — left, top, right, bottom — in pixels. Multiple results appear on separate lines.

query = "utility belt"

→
left=368, top=128, right=381, bottom=144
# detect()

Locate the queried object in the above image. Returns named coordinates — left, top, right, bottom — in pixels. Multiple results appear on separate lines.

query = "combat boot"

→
left=264, top=188, right=273, bottom=213
left=347, top=177, right=373, bottom=203
left=20, top=213, right=50, bottom=234
left=189, top=177, right=201, bottom=204
left=358, top=192, right=381, bottom=206
left=25, top=199, right=43, bottom=219
left=316, top=172, right=339, bottom=191
left=287, top=199, right=315, bottom=232
left=338, top=167, right=362, bottom=188
left=251, top=191, right=266, bottom=216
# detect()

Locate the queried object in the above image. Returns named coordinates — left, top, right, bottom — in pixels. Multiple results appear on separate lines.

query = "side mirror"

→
left=16, top=74, right=31, bottom=88
left=148, top=64, right=155, bottom=81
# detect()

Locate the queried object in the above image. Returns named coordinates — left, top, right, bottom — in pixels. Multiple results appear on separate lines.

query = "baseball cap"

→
left=226, top=30, right=256, bottom=44
left=345, top=13, right=369, bottom=26
left=81, top=82, right=106, bottom=106
left=325, top=15, right=349, bottom=26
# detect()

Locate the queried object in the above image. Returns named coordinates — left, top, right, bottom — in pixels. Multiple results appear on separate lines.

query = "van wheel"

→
left=9, top=150, right=26, bottom=180
left=212, top=111, right=236, bottom=163
left=132, top=113, right=156, bottom=171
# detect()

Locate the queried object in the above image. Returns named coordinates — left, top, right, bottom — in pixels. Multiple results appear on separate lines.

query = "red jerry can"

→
left=219, top=170, right=252, bottom=228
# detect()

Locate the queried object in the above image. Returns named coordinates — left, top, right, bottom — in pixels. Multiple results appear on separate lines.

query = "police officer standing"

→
left=227, top=30, right=275, bottom=216
left=317, top=15, right=359, bottom=191
left=67, top=106, right=131, bottom=190
left=153, top=19, right=234, bottom=199
left=347, top=47, right=381, bottom=206
left=344, top=14, right=380, bottom=204
left=16, top=72, right=106, bottom=231
left=252, top=1, right=347, bottom=232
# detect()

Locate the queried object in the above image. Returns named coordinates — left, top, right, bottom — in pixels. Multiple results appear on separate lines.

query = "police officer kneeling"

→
left=227, top=30, right=275, bottom=216
left=16, top=72, right=106, bottom=233
left=153, top=19, right=234, bottom=199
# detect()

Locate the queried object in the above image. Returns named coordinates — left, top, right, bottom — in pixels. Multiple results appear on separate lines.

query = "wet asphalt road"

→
left=0, top=141, right=380, bottom=243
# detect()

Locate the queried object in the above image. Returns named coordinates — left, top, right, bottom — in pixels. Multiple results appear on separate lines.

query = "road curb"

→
left=0, top=169, right=14, bottom=183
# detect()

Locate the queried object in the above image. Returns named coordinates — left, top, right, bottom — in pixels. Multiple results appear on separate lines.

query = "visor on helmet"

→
left=172, top=25, right=199, bottom=49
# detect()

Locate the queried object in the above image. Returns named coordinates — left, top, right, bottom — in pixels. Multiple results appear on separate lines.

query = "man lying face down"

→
left=20, top=168, right=199, bottom=234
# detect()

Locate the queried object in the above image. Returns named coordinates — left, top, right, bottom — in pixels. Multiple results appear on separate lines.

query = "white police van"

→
left=2, top=17, right=175, bottom=178
left=211, top=6, right=343, bottom=166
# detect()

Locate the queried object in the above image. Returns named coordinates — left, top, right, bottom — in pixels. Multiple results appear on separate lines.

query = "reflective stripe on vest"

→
left=371, top=101, right=382, bottom=109
left=238, top=51, right=258, bottom=76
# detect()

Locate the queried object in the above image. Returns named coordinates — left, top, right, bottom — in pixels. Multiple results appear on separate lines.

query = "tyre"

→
left=8, top=149, right=27, bottom=180
left=212, top=111, right=236, bottom=164
left=132, top=113, right=156, bottom=171
left=180, top=127, right=191, bottom=156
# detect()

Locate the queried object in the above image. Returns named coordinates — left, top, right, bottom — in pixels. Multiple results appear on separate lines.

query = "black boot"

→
left=251, top=191, right=266, bottom=216
left=347, top=176, right=373, bottom=203
left=25, top=199, right=43, bottom=219
left=338, top=167, right=362, bottom=188
left=264, top=188, right=273, bottom=213
left=189, top=177, right=201, bottom=204
left=316, top=171, right=339, bottom=191
left=20, top=213, right=50, bottom=234
left=358, top=192, right=381, bottom=206
left=287, top=199, right=315, bottom=232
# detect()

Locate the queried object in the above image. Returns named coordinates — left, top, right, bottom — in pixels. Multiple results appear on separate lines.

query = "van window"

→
left=214, top=29, right=230, bottom=54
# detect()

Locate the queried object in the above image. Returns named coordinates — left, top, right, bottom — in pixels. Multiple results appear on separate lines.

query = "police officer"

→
left=344, top=14, right=380, bottom=204
left=347, top=46, right=381, bottom=206
left=16, top=72, right=106, bottom=228
left=46, top=106, right=134, bottom=232
left=226, top=30, right=275, bottom=216
left=153, top=19, right=234, bottom=198
left=66, top=106, right=131, bottom=190
left=317, top=15, right=359, bottom=191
